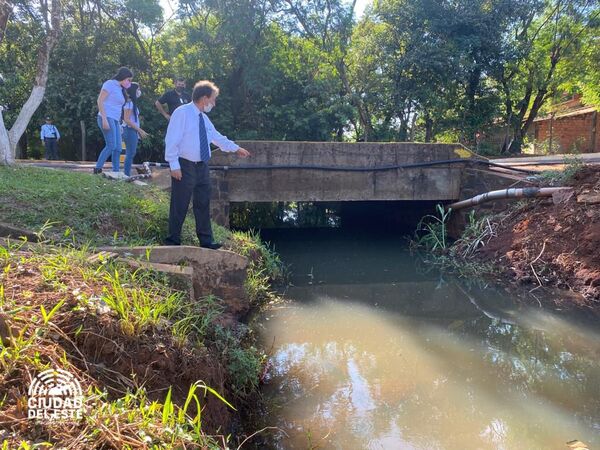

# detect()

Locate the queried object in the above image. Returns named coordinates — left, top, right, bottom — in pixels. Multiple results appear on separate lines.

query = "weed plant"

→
left=229, top=230, right=284, bottom=305
left=412, top=204, right=509, bottom=278
left=536, top=155, right=586, bottom=186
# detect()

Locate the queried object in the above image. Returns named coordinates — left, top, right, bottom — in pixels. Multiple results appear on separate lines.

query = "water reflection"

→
left=255, top=230, right=600, bottom=449
left=258, top=301, right=600, bottom=449
left=231, top=202, right=342, bottom=229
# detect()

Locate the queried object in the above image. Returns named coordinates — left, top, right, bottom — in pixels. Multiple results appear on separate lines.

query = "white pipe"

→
left=449, top=187, right=572, bottom=211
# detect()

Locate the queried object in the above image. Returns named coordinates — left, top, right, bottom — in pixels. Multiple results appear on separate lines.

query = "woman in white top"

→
left=122, top=82, right=149, bottom=176
left=94, top=67, right=134, bottom=174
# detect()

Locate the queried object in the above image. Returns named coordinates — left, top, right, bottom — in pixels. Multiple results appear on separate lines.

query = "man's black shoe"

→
left=163, top=238, right=180, bottom=246
left=201, top=242, right=222, bottom=250
left=93, top=168, right=102, bottom=174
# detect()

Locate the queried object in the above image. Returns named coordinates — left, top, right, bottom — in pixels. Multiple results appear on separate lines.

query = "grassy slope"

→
left=0, top=165, right=282, bottom=448
left=1, top=245, right=236, bottom=448
left=0, top=166, right=228, bottom=246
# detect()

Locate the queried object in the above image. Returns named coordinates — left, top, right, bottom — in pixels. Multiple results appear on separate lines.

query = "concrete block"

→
left=98, top=245, right=249, bottom=316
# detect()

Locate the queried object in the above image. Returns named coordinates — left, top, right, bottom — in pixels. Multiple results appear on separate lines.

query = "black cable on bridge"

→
left=25, top=159, right=538, bottom=175
left=195, top=158, right=539, bottom=175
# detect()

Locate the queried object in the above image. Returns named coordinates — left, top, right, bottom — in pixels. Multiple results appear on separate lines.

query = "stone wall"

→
left=210, top=170, right=230, bottom=227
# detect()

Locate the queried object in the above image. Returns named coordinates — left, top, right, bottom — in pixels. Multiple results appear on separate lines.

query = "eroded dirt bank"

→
left=478, top=166, right=600, bottom=310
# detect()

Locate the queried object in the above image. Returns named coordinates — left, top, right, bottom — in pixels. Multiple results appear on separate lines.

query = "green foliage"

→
left=100, top=266, right=186, bottom=334
left=413, top=207, right=497, bottom=277
left=0, top=240, right=267, bottom=446
left=474, top=142, right=505, bottom=157
left=228, top=230, right=284, bottom=306
left=161, top=381, right=235, bottom=439
left=212, top=326, right=264, bottom=397
left=533, top=137, right=563, bottom=155
left=40, top=299, right=65, bottom=325
left=230, top=230, right=284, bottom=280
left=87, top=386, right=225, bottom=448
left=414, top=204, right=451, bottom=252
left=1, top=0, right=596, bottom=159
left=537, top=155, right=585, bottom=185
left=554, top=5, right=600, bottom=107
left=453, top=211, right=496, bottom=259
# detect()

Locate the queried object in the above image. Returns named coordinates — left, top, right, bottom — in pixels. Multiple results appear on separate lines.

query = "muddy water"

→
left=254, top=229, right=600, bottom=450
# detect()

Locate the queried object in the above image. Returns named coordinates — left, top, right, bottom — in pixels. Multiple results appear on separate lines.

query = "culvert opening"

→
left=230, top=200, right=448, bottom=234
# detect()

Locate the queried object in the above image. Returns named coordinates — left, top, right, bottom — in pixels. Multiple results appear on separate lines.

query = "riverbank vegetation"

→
left=412, top=204, right=498, bottom=278
left=413, top=162, right=600, bottom=311
left=0, top=166, right=283, bottom=447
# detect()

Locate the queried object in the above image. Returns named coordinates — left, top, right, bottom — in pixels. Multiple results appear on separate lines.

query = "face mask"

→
left=204, top=104, right=213, bottom=113
left=136, top=89, right=142, bottom=98
left=122, top=79, right=132, bottom=89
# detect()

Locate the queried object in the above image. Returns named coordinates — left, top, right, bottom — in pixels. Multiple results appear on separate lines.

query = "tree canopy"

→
left=0, top=0, right=597, bottom=162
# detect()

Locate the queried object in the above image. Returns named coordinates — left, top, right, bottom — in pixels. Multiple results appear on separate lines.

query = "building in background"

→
left=531, top=94, right=598, bottom=154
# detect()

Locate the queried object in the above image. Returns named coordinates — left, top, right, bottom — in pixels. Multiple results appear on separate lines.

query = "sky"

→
left=354, top=0, right=371, bottom=18
left=159, top=0, right=372, bottom=19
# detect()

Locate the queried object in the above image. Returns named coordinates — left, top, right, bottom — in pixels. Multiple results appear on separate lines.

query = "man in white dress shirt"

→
left=164, top=80, right=250, bottom=249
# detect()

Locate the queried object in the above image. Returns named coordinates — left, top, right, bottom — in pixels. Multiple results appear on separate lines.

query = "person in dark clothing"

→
left=122, top=82, right=150, bottom=176
left=40, top=117, right=60, bottom=160
left=155, top=77, right=191, bottom=121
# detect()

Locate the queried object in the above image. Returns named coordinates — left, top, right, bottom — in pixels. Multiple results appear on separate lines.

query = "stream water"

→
left=252, top=228, right=600, bottom=450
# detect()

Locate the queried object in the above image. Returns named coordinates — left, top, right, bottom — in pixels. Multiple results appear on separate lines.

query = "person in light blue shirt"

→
left=164, top=80, right=250, bottom=249
left=40, top=117, right=60, bottom=160
left=94, top=67, right=133, bottom=174
left=122, top=82, right=149, bottom=176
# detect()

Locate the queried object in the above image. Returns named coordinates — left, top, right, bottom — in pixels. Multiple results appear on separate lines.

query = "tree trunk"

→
left=0, top=108, right=13, bottom=165
left=7, top=86, right=46, bottom=150
left=0, top=0, right=11, bottom=47
left=408, top=111, right=417, bottom=141
left=336, top=60, right=373, bottom=141
left=504, top=37, right=561, bottom=154
left=424, top=112, right=433, bottom=142
left=17, top=131, right=28, bottom=159
left=0, top=0, right=61, bottom=165
left=465, top=67, right=481, bottom=134
left=80, top=120, right=86, bottom=161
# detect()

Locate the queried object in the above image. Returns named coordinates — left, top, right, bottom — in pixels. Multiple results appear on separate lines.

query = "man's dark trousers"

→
left=44, top=138, right=58, bottom=160
left=166, top=157, right=213, bottom=246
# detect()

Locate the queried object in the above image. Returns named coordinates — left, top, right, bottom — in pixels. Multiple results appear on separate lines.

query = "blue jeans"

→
left=122, top=127, right=139, bottom=176
left=95, top=116, right=121, bottom=171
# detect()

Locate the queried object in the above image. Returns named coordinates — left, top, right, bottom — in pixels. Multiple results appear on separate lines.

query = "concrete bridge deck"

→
left=209, top=141, right=477, bottom=204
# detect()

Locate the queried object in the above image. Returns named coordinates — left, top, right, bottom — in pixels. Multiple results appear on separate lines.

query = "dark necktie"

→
left=198, top=113, right=211, bottom=162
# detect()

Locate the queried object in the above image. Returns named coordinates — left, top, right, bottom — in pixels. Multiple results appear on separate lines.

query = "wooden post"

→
left=591, top=111, right=597, bottom=153
left=549, top=113, right=554, bottom=154
left=80, top=120, right=86, bottom=161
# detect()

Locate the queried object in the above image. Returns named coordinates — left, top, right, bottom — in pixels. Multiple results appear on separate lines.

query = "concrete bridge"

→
left=207, top=141, right=516, bottom=225
left=18, top=141, right=527, bottom=228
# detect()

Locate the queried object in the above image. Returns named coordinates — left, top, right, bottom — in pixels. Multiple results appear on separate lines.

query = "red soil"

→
left=479, top=166, right=600, bottom=309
